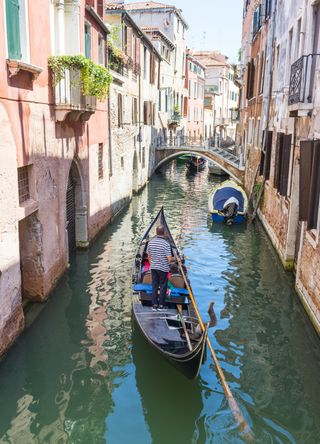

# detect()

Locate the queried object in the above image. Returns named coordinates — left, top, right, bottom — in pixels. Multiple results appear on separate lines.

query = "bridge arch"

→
left=155, top=150, right=241, bottom=183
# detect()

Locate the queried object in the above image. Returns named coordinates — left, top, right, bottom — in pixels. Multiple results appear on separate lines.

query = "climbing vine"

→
left=48, top=55, right=113, bottom=100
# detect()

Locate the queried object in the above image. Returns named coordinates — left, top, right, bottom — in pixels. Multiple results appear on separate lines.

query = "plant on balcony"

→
left=107, top=24, right=126, bottom=71
left=173, top=105, right=181, bottom=116
left=48, top=55, right=113, bottom=100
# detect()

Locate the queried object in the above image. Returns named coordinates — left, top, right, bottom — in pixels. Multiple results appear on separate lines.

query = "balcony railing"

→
left=288, top=54, right=320, bottom=107
left=108, top=51, right=124, bottom=75
left=54, top=68, right=96, bottom=122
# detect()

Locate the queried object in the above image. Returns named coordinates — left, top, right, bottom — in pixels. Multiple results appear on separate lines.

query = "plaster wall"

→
left=0, top=0, right=113, bottom=355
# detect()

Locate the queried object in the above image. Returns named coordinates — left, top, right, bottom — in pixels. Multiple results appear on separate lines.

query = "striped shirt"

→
left=147, top=236, right=172, bottom=272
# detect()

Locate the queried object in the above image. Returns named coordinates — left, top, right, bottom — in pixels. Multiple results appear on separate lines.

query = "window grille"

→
left=18, top=166, right=30, bottom=204
left=98, top=143, right=103, bottom=180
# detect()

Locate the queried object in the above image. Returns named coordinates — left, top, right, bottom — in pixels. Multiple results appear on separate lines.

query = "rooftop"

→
left=122, top=1, right=189, bottom=29
left=190, top=51, right=229, bottom=67
left=141, top=26, right=175, bottom=49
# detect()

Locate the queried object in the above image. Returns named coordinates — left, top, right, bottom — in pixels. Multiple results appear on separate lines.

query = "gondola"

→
left=186, top=156, right=206, bottom=171
left=132, top=207, right=208, bottom=380
left=208, top=179, right=248, bottom=224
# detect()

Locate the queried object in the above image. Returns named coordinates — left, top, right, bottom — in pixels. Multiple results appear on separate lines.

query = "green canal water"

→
left=1, top=162, right=320, bottom=444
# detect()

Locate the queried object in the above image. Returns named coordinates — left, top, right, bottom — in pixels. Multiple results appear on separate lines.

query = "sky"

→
left=125, top=0, right=243, bottom=63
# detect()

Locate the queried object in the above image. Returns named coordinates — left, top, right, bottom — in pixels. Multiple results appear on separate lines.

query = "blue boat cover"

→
left=133, top=283, right=189, bottom=296
left=213, top=187, right=245, bottom=211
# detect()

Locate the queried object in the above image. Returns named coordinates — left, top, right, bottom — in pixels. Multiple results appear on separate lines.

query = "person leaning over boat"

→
left=147, top=225, right=174, bottom=311
left=223, top=196, right=239, bottom=225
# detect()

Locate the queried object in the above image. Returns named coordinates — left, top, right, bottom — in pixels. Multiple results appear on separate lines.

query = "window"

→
left=265, top=0, right=271, bottom=19
left=84, top=23, right=92, bottom=59
left=98, top=144, right=103, bottom=180
left=273, top=133, right=292, bottom=196
left=150, top=52, right=155, bottom=84
left=158, top=91, right=162, bottom=111
left=143, top=101, right=152, bottom=125
left=18, top=166, right=30, bottom=203
left=132, top=97, right=138, bottom=124
left=262, top=131, right=273, bottom=180
left=295, top=18, right=302, bottom=60
left=194, top=82, right=197, bottom=99
left=246, top=59, right=256, bottom=99
left=143, top=47, right=147, bottom=80
left=98, top=34, right=104, bottom=65
left=142, top=146, right=145, bottom=168
left=121, top=156, right=124, bottom=169
left=188, top=80, right=191, bottom=98
left=118, top=94, right=123, bottom=127
left=252, top=4, right=262, bottom=38
left=124, top=25, right=128, bottom=55
left=259, top=52, right=265, bottom=94
left=5, top=0, right=28, bottom=61
left=299, top=141, right=320, bottom=230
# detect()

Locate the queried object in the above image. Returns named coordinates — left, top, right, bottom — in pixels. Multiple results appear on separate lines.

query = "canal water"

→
left=1, top=161, right=320, bottom=444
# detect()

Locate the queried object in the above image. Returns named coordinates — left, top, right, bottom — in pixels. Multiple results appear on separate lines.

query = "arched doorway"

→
left=66, top=160, right=88, bottom=258
left=132, top=151, right=138, bottom=193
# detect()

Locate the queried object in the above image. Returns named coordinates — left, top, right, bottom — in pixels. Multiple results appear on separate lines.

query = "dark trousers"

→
left=151, top=269, right=168, bottom=306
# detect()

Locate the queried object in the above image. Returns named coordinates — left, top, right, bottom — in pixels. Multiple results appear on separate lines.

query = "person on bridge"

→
left=223, top=196, right=239, bottom=225
left=147, top=225, right=174, bottom=311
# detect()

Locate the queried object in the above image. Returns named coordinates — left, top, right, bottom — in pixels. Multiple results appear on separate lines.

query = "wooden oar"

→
left=175, top=254, right=254, bottom=442
left=177, top=304, right=192, bottom=351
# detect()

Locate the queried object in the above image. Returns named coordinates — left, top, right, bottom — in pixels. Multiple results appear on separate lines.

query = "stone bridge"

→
left=154, top=138, right=245, bottom=183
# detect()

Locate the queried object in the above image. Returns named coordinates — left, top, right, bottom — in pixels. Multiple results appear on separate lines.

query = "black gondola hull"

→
left=132, top=301, right=207, bottom=380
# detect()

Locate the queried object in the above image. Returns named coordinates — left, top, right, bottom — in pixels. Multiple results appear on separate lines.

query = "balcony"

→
left=231, top=108, right=240, bottom=122
left=54, top=68, right=96, bottom=122
left=168, top=112, right=182, bottom=127
left=288, top=54, right=320, bottom=117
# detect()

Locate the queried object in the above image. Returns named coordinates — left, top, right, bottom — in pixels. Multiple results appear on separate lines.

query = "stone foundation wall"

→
left=296, top=233, right=320, bottom=330
left=260, top=184, right=290, bottom=265
left=0, top=303, right=24, bottom=358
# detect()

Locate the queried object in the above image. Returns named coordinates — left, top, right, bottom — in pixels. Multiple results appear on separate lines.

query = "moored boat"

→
left=208, top=161, right=228, bottom=176
left=186, top=156, right=206, bottom=171
left=132, top=207, right=208, bottom=379
left=208, top=179, right=248, bottom=224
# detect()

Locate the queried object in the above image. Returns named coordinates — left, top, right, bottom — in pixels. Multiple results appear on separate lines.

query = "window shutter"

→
left=6, top=0, right=22, bottom=60
left=279, top=134, right=292, bottom=196
left=250, top=60, right=256, bottom=98
left=259, top=130, right=266, bottom=175
left=274, top=133, right=284, bottom=190
left=264, top=131, right=273, bottom=180
left=127, top=27, right=133, bottom=58
left=307, top=141, right=320, bottom=230
left=144, top=101, right=148, bottom=124
left=299, top=141, right=314, bottom=221
left=148, top=101, right=152, bottom=125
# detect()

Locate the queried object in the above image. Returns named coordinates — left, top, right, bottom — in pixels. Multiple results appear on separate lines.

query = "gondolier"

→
left=147, top=225, right=174, bottom=311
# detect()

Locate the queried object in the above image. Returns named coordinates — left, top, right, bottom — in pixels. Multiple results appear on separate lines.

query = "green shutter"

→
left=85, top=24, right=91, bottom=59
left=5, top=0, right=22, bottom=60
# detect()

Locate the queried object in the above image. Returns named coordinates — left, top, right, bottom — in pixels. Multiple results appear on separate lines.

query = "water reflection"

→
left=132, top=326, right=203, bottom=444
left=0, top=161, right=320, bottom=443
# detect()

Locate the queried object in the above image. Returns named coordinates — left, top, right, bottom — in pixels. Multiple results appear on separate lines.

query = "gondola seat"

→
left=133, top=283, right=189, bottom=305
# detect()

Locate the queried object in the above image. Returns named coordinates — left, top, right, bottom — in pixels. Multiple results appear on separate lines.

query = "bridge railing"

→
left=155, top=136, right=208, bottom=148
left=155, top=136, right=244, bottom=170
